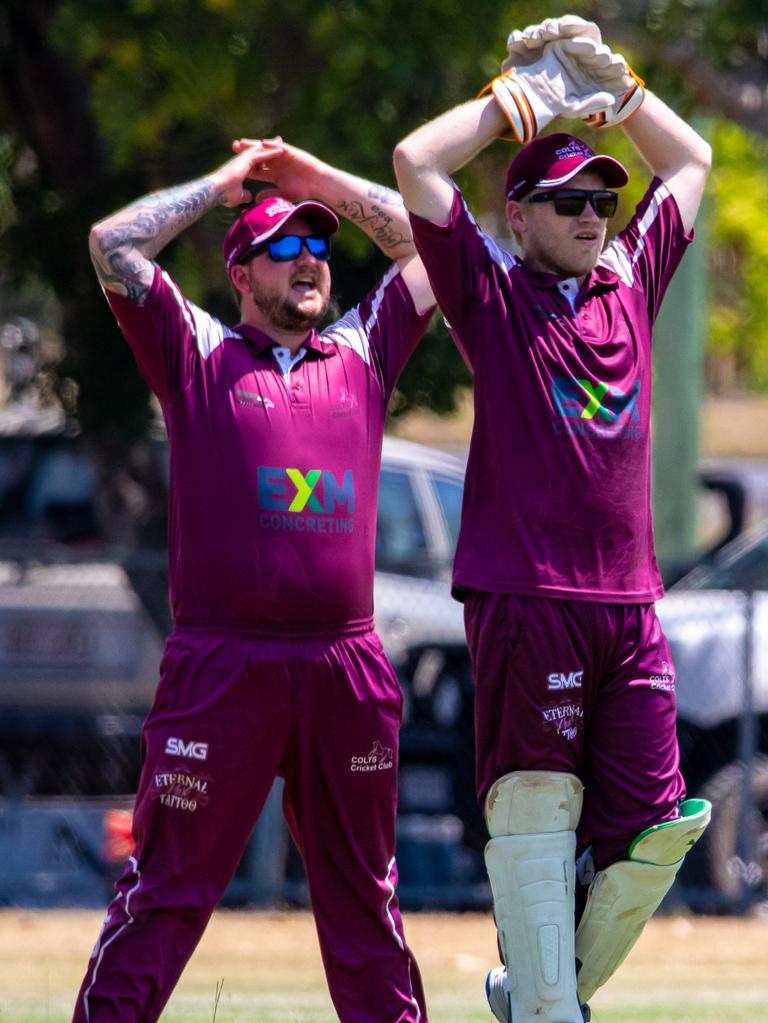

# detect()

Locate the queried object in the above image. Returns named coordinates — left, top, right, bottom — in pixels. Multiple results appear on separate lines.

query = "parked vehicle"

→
left=0, top=431, right=467, bottom=785
left=7, top=424, right=764, bottom=910
left=658, top=521, right=768, bottom=910
left=0, top=429, right=474, bottom=904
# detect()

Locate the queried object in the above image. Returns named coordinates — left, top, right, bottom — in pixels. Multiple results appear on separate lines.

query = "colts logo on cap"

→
left=265, top=198, right=294, bottom=218
left=555, top=140, right=592, bottom=160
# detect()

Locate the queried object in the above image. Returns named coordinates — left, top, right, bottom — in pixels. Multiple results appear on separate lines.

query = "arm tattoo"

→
left=367, top=184, right=404, bottom=206
left=336, top=197, right=412, bottom=252
left=90, top=177, right=220, bottom=301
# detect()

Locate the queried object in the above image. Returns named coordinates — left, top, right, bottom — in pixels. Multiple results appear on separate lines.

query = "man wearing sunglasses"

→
left=74, top=138, right=435, bottom=1023
left=394, top=14, right=712, bottom=1023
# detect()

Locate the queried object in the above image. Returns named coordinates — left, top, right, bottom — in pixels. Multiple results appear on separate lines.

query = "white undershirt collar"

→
left=271, top=345, right=307, bottom=379
left=557, top=277, right=579, bottom=313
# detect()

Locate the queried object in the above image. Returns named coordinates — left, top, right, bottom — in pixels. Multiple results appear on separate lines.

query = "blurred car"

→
left=374, top=437, right=465, bottom=665
left=658, top=521, right=768, bottom=910
left=0, top=428, right=474, bottom=904
left=0, top=431, right=466, bottom=777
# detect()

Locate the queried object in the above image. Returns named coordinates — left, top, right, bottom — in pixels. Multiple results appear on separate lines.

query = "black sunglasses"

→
left=525, top=189, right=619, bottom=218
left=240, top=234, right=332, bottom=264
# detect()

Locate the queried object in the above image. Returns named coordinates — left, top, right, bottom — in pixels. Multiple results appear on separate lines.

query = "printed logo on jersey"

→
left=258, top=466, right=355, bottom=535
left=236, top=388, right=275, bottom=410
left=552, top=375, right=643, bottom=440
left=330, top=388, right=359, bottom=417
left=547, top=669, right=584, bottom=691
left=650, top=660, right=675, bottom=691
left=152, top=770, right=210, bottom=813
left=542, top=702, right=584, bottom=742
left=350, top=740, right=394, bottom=773
left=164, top=737, right=209, bottom=760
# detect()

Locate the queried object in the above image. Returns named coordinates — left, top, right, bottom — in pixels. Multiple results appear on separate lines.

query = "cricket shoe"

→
left=484, top=966, right=591, bottom=1022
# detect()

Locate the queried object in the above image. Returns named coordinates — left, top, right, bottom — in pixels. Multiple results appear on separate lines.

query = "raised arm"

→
left=394, top=98, right=508, bottom=226
left=89, top=142, right=281, bottom=302
left=620, top=91, right=712, bottom=234
left=231, top=138, right=435, bottom=313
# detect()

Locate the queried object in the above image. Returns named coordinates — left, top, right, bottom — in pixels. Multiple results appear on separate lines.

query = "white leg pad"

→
left=575, top=858, right=676, bottom=1002
left=575, top=798, right=711, bottom=1003
left=484, top=772, right=584, bottom=1023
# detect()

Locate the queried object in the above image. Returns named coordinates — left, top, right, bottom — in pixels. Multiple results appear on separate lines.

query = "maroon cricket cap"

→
left=223, top=194, right=340, bottom=275
left=505, top=133, right=629, bottom=202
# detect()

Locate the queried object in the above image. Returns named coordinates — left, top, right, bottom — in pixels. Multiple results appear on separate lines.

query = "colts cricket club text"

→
left=258, top=466, right=355, bottom=534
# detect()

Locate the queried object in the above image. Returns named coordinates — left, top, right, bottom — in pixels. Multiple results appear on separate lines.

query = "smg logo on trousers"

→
left=258, top=466, right=355, bottom=535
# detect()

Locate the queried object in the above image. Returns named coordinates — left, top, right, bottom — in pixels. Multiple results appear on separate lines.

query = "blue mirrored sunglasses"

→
left=241, top=234, right=332, bottom=264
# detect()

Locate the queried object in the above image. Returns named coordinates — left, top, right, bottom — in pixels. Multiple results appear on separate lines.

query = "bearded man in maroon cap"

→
left=395, top=14, right=712, bottom=1023
left=74, top=137, right=435, bottom=1023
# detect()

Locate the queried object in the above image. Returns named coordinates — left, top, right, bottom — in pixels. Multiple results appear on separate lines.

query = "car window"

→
left=376, top=468, right=429, bottom=574
left=701, top=535, right=768, bottom=591
left=432, top=474, right=463, bottom=551
left=0, top=438, right=101, bottom=545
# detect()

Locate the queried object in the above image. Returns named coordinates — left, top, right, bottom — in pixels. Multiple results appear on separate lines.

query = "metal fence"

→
left=0, top=548, right=766, bottom=915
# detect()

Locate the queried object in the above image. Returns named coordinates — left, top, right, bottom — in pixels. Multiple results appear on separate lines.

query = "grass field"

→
left=1, top=909, right=767, bottom=1022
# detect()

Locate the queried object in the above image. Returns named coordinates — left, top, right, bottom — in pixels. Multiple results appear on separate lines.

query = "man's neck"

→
left=241, top=313, right=312, bottom=354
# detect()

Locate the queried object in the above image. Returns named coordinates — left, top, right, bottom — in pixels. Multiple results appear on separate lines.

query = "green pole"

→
left=652, top=178, right=710, bottom=577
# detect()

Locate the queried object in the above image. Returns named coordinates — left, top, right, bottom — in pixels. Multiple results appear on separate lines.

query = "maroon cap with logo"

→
left=223, top=194, right=340, bottom=275
left=505, top=133, right=629, bottom=202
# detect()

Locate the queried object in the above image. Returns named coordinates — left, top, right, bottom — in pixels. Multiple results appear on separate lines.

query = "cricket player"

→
left=73, top=138, right=435, bottom=1023
left=394, top=15, right=712, bottom=1023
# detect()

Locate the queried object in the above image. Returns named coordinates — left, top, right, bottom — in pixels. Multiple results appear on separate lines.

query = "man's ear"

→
left=229, top=264, right=251, bottom=297
left=506, top=199, right=527, bottom=235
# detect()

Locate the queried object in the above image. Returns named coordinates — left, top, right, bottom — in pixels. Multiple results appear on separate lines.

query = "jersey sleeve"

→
left=321, top=264, right=434, bottom=400
left=103, top=265, right=231, bottom=402
left=408, top=187, right=518, bottom=368
left=600, top=177, right=694, bottom=324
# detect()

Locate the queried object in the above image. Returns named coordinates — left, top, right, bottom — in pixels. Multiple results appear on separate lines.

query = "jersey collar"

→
left=521, top=262, right=620, bottom=297
left=234, top=323, right=336, bottom=359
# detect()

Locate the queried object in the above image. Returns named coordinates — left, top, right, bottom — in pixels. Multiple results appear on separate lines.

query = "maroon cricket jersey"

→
left=410, top=178, right=692, bottom=603
left=105, top=265, right=432, bottom=633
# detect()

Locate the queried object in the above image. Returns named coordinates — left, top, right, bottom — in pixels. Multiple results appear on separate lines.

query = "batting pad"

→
left=484, top=770, right=584, bottom=839
left=575, top=798, right=712, bottom=1002
left=484, top=772, right=584, bottom=1023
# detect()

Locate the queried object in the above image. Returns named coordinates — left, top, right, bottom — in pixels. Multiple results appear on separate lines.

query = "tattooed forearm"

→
left=336, top=197, right=412, bottom=253
left=367, top=184, right=404, bottom=206
left=89, top=176, right=220, bottom=299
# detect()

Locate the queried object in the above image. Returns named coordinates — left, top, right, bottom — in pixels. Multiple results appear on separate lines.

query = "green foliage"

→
left=1, top=0, right=768, bottom=443
left=708, top=121, right=768, bottom=387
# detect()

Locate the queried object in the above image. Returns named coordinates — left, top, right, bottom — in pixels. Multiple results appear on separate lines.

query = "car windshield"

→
left=693, top=531, right=768, bottom=591
left=432, top=474, right=463, bottom=551
left=376, top=467, right=429, bottom=574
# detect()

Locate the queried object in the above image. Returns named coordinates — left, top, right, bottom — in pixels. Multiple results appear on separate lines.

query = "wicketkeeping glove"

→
left=584, top=66, right=645, bottom=127
left=502, top=15, right=602, bottom=72
left=481, top=38, right=623, bottom=144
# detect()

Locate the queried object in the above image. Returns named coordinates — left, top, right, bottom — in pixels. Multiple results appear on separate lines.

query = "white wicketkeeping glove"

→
left=502, top=15, right=603, bottom=72
left=584, top=66, right=645, bottom=127
left=482, top=38, right=625, bottom=145
left=503, top=18, right=645, bottom=130
left=558, top=35, right=645, bottom=127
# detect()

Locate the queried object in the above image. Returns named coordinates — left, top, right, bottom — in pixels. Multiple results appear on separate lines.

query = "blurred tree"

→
left=0, top=0, right=766, bottom=549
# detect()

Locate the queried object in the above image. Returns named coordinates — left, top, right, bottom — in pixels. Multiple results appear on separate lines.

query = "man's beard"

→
left=250, top=279, right=329, bottom=333
left=527, top=235, right=604, bottom=279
